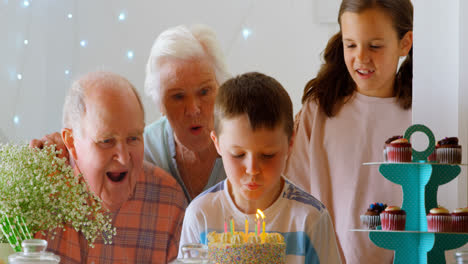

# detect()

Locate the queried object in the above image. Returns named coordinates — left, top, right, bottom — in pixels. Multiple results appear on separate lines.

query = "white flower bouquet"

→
left=0, top=144, right=115, bottom=251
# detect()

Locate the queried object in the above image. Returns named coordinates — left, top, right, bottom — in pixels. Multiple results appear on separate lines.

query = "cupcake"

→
left=427, top=207, right=451, bottom=232
left=427, top=144, right=438, bottom=163
left=452, top=208, right=468, bottom=233
left=360, top=203, right=387, bottom=230
left=436, top=137, right=462, bottom=164
left=383, top=136, right=401, bottom=162
left=380, top=206, right=406, bottom=231
left=384, top=136, right=412, bottom=162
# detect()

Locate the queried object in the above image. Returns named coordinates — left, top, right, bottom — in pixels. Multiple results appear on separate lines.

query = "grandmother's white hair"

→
left=62, top=72, right=144, bottom=137
left=144, top=24, right=231, bottom=106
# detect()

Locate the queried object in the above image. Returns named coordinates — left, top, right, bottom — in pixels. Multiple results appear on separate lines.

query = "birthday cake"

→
left=207, top=231, right=286, bottom=264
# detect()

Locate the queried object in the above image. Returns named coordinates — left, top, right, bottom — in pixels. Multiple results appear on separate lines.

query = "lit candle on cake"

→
left=230, top=218, right=235, bottom=235
left=245, top=219, right=248, bottom=235
left=224, top=219, right=227, bottom=233
left=256, top=213, right=260, bottom=236
left=257, top=209, right=266, bottom=243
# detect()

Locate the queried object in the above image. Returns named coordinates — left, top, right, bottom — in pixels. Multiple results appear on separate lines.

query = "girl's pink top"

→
left=286, top=92, right=411, bottom=264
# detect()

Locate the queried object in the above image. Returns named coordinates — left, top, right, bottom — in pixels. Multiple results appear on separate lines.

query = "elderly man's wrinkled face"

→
left=69, top=82, right=145, bottom=212
left=159, top=57, right=218, bottom=151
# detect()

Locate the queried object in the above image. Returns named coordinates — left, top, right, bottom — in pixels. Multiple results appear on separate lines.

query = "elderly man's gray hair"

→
left=144, top=24, right=231, bottom=107
left=62, top=80, right=86, bottom=137
left=62, top=72, right=144, bottom=137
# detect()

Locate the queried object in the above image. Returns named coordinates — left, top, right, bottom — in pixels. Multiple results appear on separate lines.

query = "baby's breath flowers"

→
left=0, top=144, right=115, bottom=248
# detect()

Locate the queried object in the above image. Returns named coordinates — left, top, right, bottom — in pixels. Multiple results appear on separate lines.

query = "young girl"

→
left=285, top=0, right=413, bottom=263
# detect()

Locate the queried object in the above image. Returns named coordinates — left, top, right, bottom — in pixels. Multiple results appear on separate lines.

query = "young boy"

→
left=178, top=72, right=341, bottom=263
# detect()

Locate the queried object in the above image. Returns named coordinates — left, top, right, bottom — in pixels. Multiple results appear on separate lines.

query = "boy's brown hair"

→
left=214, top=72, right=293, bottom=140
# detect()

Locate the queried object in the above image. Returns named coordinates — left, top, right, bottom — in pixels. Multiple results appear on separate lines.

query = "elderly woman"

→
left=30, top=24, right=230, bottom=202
left=142, top=24, right=231, bottom=201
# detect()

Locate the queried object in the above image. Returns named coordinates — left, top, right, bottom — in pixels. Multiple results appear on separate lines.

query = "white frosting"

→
left=385, top=206, right=401, bottom=212
left=430, top=207, right=449, bottom=214
left=220, top=232, right=232, bottom=243
left=247, top=234, right=261, bottom=244
left=207, top=231, right=219, bottom=243
left=453, top=208, right=468, bottom=214
left=230, top=233, right=244, bottom=244
left=265, top=233, right=285, bottom=243
left=208, top=231, right=285, bottom=245
left=391, top=138, right=409, bottom=144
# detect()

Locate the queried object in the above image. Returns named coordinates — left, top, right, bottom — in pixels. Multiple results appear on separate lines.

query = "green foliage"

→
left=0, top=144, right=115, bottom=247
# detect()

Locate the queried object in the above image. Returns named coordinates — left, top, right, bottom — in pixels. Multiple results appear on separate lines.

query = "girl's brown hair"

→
left=302, top=0, right=413, bottom=117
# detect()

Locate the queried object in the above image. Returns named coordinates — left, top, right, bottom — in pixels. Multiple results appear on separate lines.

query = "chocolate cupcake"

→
left=452, top=208, right=468, bottom=233
left=427, top=207, right=451, bottom=232
left=384, top=136, right=401, bottom=162
left=360, top=203, right=387, bottom=230
left=428, top=144, right=438, bottom=163
left=436, top=137, right=462, bottom=164
left=384, top=136, right=412, bottom=162
left=380, top=206, right=406, bottom=231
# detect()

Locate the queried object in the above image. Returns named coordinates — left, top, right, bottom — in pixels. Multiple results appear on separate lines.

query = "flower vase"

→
left=0, top=243, right=14, bottom=264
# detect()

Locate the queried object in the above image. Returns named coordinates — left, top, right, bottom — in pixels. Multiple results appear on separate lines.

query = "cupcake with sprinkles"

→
left=436, top=137, right=462, bottom=164
left=360, top=203, right=387, bottom=230
left=452, top=208, right=468, bottom=233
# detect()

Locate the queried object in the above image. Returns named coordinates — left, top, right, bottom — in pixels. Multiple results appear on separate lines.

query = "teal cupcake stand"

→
left=356, top=124, right=468, bottom=264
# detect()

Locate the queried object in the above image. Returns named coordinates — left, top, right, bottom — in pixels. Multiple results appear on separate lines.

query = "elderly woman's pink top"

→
left=285, top=92, right=411, bottom=264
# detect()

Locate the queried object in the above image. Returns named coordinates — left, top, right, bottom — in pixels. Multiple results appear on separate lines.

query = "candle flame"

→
left=257, top=209, right=265, bottom=219
left=256, top=213, right=260, bottom=220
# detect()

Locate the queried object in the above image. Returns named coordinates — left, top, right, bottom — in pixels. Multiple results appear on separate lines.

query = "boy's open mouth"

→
left=190, top=125, right=203, bottom=135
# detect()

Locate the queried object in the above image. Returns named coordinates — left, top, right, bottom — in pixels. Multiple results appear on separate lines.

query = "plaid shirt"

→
left=36, top=161, right=187, bottom=264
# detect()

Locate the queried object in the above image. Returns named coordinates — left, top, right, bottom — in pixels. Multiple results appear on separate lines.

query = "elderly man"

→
left=32, top=24, right=231, bottom=202
left=37, top=71, right=186, bottom=264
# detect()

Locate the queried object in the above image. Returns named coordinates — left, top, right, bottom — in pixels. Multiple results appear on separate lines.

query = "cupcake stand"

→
left=351, top=124, right=468, bottom=264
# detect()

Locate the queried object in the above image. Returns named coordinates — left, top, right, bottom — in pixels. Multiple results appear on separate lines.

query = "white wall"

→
left=2, top=0, right=468, bottom=258
left=459, top=0, right=468, bottom=208
left=452, top=0, right=468, bottom=258
left=413, top=1, right=468, bottom=259
left=2, top=0, right=465, bottom=204
left=0, top=0, right=339, bottom=142
left=413, top=0, right=467, bottom=211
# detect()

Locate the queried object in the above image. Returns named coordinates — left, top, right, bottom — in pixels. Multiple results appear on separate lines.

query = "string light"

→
left=127, top=50, right=134, bottom=59
left=8, top=1, right=270, bottom=142
left=242, top=28, right=252, bottom=40
left=118, top=12, right=126, bottom=21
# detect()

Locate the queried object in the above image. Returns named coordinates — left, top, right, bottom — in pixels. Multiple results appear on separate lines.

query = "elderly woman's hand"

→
left=29, top=132, right=69, bottom=160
